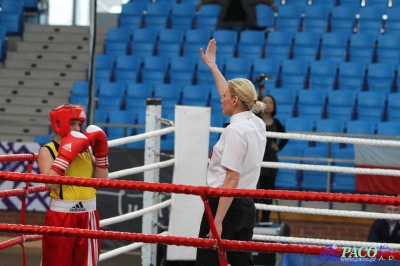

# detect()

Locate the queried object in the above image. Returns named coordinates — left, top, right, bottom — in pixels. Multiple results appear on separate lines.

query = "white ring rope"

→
left=262, top=161, right=400, bottom=176
left=252, top=234, right=400, bottom=250
left=100, top=199, right=172, bottom=227
left=108, top=159, right=175, bottom=179
left=99, top=231, right=169, bottom=261
left=255, top=204, right=400, bottom=220
left=210, top=127, right=400, bottom=147
left=107, top=127, right=175, bottom=147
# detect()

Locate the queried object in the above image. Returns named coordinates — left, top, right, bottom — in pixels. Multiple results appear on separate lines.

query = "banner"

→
left=355, top=145, right=400, bottom=195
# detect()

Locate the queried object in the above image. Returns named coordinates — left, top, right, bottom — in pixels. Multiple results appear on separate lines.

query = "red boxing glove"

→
left=51, top=131, right=90, bottom=176
left=84, top=125, right=109, bottom=169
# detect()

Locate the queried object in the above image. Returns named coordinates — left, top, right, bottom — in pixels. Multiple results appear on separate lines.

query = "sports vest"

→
left=44, top=141, right=96, bottom=200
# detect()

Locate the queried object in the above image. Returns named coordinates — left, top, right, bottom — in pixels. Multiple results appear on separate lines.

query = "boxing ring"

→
left=1, top=99, right=400, bottom=266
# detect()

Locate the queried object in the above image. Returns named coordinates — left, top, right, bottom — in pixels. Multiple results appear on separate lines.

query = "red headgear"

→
left=49, top=104, right=86, bottom=137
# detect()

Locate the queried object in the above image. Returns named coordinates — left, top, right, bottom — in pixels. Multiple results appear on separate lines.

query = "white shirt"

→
left=207, top=111, right=266, bottom=189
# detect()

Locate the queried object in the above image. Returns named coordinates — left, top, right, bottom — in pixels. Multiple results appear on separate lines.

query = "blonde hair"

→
left=228, top=78, right=265, bottom=113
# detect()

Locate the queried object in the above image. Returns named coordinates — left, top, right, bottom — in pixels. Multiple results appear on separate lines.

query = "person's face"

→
left=262, top=96, right=275, bottom=114
left=70, top=119, right=83, bottom=132
left=221, top=87, right=235, bottom=116
left=384, top=205, right=400, bottom=214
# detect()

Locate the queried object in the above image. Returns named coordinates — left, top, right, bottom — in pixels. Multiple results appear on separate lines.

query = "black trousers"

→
left=195, top=197, right=256, bottom=266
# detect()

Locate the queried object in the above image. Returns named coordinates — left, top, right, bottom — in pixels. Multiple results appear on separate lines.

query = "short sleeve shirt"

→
left=207, top=111, right=266, bottom=189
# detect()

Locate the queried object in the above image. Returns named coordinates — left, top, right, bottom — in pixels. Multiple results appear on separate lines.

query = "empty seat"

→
left=302, top=4, right=330, bottom=33
left=292, top=32, right=321, bottom=61
left=255, top=4, right=276, bottom=29
left=346, top=120, right=376, bottom=135
left=314, top=119, right=346, bottom=149
left=279, top=59, right=309, bottom=89
left=366, top=63, right=396, bottom=93
left=274, top=4, right=304, bottom=32
left=355, top=6, right=385, bottom=35
left=308, top=60, right=338, bottom=90
left=337, top=62, right=367, bottom=91
left=119, top=1, right=145, bottom=28
left=386, top=93, right=400, bottom=122
left=384, top=6, right=400, bottom=34
left=376, top=33, right=400, bottom=65
left=107, top=110, right=136, bottom=140
left=284, top=117, right=314, bottom=148
left=252, top=58, right=281, bottom=88
left=267, top=87, right=297, bottom=118
left=195, top=16, right=219, bottom=30
left=181, top=85, right=210, bottom=106
left=329, top=5, right=358, bottom=33
left=326, top=90, right=357, bottom=121
left=296, top=89, right=326, bottom=118
left=301, top=146, right=329, bottom=191
left=168, top=57, right=197, bottom=85
left=347, top=33, right=378, bottom=64
left=319, top=32, right=349, bottom=63
left=265, top=31, right=294, bottom=60
left=376, top=121, right=400, bottom=136
left=356, top=91, right=387, bottom=122
left=169, top=2, right=196, bottom=29
left=153, top=84, right=182, bottom=104
left=97, top=82, right=126, bottom=98
left=223, top=57, right=252, bottom=80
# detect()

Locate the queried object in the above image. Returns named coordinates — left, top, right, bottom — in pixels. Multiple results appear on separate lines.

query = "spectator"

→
left=256, top=94, right=288, bottom=223
left=367, top=205, right=400, bottom=243
left=196, top=0, right=277, bottom=32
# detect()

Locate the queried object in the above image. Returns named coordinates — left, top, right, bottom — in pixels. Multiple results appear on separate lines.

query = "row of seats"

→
left=90, top=53, right=400, bottom=93
left=275, top=145, right=356, bottom=192
left=270, top=89, right=400, bottom=123
left=119, top=0, right=400, bottom=34
left=103, top=27, right=400, bottom=66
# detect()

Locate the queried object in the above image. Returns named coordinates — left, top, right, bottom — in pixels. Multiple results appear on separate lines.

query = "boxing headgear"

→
left=49, top=104, right=86, bottom=137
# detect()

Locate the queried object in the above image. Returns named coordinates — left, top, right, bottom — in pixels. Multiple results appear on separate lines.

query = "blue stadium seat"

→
left=279, top=59, right=309, bottom=89
left=71, top=81, right=89, bottom=97
left=223, top=57, right=252, bottom=80
left=115, top=55, right=143, bottom=73
left=194, top=16, right=218, bottom=30
left=265, top=31, right=294, bottom=60
left=376, top=121, right=400, bottom=136
left=356, top=91, right=387, bottom=122
left=326, top=90, right=357, bottom=121
left=302, top=4, right=330, bottom=33
left=118, top=1, right=146, bottom=28
left=156, top=43, right=183, bottom=57
left=181, top=85, right=210, bottom=106
left=337, top=61, right=367, bottom=91
left=132, top=28, right=159, bottom=44
left=329, top=5, right=358, bottom=33
left=292, top=32, right=322, bottom=61
left=236, top=43, right=265, bottom=60
left=347, top=33, right=378, bottom=64
left=274, top=4, right=304, bottom=32
left=153, top=84, right=182, bottom=104
left=319, top=32, right=349, bottom=63
left=284, top=117, right=314, bottom=148
left=97, top=96, right=123, bottom=110
left=366, top=63, right=396, bottom=93
left=126, top=83, right=153, bottom=100
left=130, top=42, right=156, bottom=57
left=94, top=54, right=116, bottom=71
left=1, top=0, right=24, bottom=34
left=346, top=120, right=376, bottom=135
left=386, top=93, right=400, bottom=122
left=376, top=33, right=400, bottom=65
left=300, top=146, right=329, bottom=191
left=308, top=60, right=338, bottom=90
left=255, top=4, right=276, bottom=29
left=355, top=6, right=385, bottom=35
left=97, top=82, right=126, bottom=98
left=296, top=89, right=327, bottom=118
left=314, top=119, right=346, bottom=149
left=170, top=2, right=196, bottom=29
left=384, top=6, right=400, bottom=34
left=168, top=57, right=197, bottom=85
left=253, top=58, right=281, bottom=88
left=103, top=42, right=130, bottom=56
left=107, top=110, right=136, bottom=140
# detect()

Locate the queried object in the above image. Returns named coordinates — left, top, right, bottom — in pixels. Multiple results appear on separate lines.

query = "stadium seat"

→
left=329, top=5, right=358, bottom=33
left=265, top=31, right=294, bottom=60
left=284, top=117, right=315, bottom=148
left=326, top=90, right=357, bottom=121
left=107, top=110, right=136, bottom=140
left=356, top=91, right=387, bottom=122
left=71, top=81, right=89, bottom=97
left=97, top=82, right=126, bottom=98
left=252, top=58, right=281, bottom=89
left=292, top=32, right=322, bottom=61
left=319, top=32, right=349, bottom=63
left=366, top=63, right=396, bottom=93
left=168, top=57, right=197, bottom=85
left=118, top=1, right=145, bottom=28
left=347, top=33, right=378, bottom=64
left=337, top=61, right=367, bottom=91
left=386, top=93, right=400, bottom=122
left=346, top=120, right=376, bottom=135
left=376, top=33, right=400, bottom=65
left=384, top=6, right=400, bottom=34
left=314, top=119, right=346, bottom=149
left=296, top=89, right=327, bottom=118
left=302, top=4, right=330, bottom=33
left=355, top=6, right=385, bottom=35
left=223, top=57, right=252, bottom=80
left=274, top=4, right=304, bottom=32
left=308, top=60, right=338, bottom=90
left=279, top=59, right=309, bottom=89
left=169, top=2, right=196, bottom=29
left=153, top=84, right=182, bottom=104
left=181, top=85, right=210, bottom=106
left=300, top=146, right=329, bottom=191
left=132, top=28, right=159, bottom=44
left=376, top=121, right=400, bottom=136
left=255, top=4, right=276, bottom=29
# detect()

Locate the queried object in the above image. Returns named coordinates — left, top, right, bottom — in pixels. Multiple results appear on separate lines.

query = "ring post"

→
left=142, top=98, right=162, bottom=266
left=167, top=105, right=211, bottom=262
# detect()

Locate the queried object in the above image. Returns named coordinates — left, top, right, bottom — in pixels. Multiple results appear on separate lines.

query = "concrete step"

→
left=0, top=86, right=71, bottom=98
left=5, top=59, right=88, bottom=71
left=0, top=68, right=86, bottom=80
left=22, top=32, right=105, bottom=44
left=0, top=95, right=66, bottom=107
left=0, top=104, right=51, bottom=117
left=7, top=51, right=91, bottom=62
left=0, top=78, right=76, bottom=89
left=17, top=42, right=95, bottom=53
left=24, top=24, right=109, bottom=36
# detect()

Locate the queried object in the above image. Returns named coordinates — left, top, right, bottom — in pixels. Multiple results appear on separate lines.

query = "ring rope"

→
left=107, top=127, right=174, bottom=147
left=108, top=159, right=175, bottom=179
left=263, top=161, right=400, bottom=176
left=252, top=234, right=400, bottom=250
left=1, top=172, right=400, bottom=206
left=100, top=199, right=171, bottom=227
left=1, top=223, right=399, bottom=260
left=0, top=185, right=48, bottom=199
left=99, top=231, right=169, bottom=261
left=210, top=127, right=400, bottom=147
left=0, top=234, right=42, bottom=251
left=255, top=203, right=400, bottom=220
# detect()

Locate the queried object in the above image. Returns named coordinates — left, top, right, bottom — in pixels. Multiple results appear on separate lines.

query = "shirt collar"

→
left=230, top=111, right=253, bottom=124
